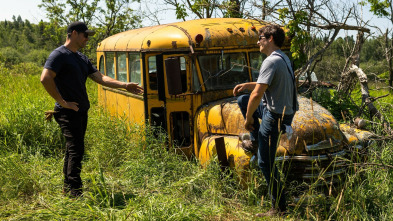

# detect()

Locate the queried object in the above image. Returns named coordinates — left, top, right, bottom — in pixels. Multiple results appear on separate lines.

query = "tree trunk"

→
left=338, top=31, right=393, bottom=135
left=385, top=30, right=393, bottom=91
left=261, top=0, right=267, bottom=20
left=337, top=32, right=364, bottom=95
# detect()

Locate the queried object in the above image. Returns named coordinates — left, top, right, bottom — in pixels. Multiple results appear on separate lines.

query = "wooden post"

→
left=215, top=136, right=229, bottom=171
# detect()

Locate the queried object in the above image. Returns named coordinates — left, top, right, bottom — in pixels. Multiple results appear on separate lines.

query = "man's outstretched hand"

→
left=125, top=83, right=144, bottom=95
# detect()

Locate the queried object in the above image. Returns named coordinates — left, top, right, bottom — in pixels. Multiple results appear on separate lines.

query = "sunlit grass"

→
left=1, top=63, right=393, bottom=220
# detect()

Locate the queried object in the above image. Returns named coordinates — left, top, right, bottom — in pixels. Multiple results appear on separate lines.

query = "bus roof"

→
left=97, top=18, right=273, bottom=52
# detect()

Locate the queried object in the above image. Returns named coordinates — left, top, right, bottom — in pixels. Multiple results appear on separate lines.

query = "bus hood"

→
left=195, top=95, right=348, bottom=156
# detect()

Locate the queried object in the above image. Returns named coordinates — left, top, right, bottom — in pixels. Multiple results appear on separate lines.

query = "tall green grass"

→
left=1, top=62, right=393, bottom=220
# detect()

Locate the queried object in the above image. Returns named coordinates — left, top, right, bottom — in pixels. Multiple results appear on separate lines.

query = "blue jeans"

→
left=237, top=95, right=294, bottom=211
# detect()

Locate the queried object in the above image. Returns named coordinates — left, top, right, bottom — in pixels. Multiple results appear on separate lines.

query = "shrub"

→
left=26, top=49, right=50, bottom=66
left=0, top=47, right=21, bottom=67
left=10, top=62, right=42, bottom=75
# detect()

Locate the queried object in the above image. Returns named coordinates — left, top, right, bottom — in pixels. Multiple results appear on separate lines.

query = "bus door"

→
left=162, top=54, right=193, bottom=155
left=145, top=53, right=166, bottom=135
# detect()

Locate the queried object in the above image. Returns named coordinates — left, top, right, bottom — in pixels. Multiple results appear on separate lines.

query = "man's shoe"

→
left=240, top=140, right=258, bottom=154
left=70, top=188, right=83, bottom=198
left=239, top=133, right=258, bottom=153
left=62, top=185, right=71, bottom=195
left=255, top=208, right=286, bottom=217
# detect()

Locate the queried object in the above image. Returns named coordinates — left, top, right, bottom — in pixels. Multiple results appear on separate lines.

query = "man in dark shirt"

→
left=41, top=21, right=143, bottom=197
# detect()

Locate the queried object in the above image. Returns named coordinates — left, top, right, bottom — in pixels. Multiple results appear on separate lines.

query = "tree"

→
left=39, top=0, right=142, bottom=59
left=154, top=0, right=248, bottom=22
left=337, top=31, right=393, bottom=134
left=274, top=1, right=370, bottom=75
left=364, top=0, right=393, bottom=90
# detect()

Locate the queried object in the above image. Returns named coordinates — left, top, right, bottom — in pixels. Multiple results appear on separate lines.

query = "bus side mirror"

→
left=165, top=57, right=183, bottom=95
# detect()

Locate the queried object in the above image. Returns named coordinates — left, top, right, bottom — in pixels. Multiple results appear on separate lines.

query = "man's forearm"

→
left=246, top=91, right=263, bottom=120
left=246, top=83, right=267, bottom=120
left=41, top=70, right=66, bottom=106
left=99, top=75, right=127, bottom=88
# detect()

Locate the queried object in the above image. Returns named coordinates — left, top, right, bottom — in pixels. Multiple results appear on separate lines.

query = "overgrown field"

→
left=1, top=63, right=393, bottom=220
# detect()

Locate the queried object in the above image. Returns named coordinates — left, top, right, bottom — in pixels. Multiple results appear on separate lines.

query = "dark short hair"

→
left=258, top=24, right=285, bottom=48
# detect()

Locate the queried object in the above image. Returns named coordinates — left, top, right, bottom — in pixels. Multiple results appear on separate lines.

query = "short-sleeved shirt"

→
left=44, top=45, right=97, bottom=112
left=257, top=50, right=298, bottom=115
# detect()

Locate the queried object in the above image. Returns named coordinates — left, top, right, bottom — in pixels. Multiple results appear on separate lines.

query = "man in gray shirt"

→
left=233, top=24, right=298, bottom=217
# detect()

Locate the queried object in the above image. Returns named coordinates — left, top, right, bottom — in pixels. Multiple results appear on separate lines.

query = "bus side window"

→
left=249, top=52, right=266, bottom=81
left=129, top=53, right=141, bottom=85
left=99, top=55, right=105, bottom=74
left=180, top=57, right=187, bottom=93
left=106, top=52, right=115, bottom=79
left=117, top=52, right=127, bottom=82
left=148, top=56, right=157, bottom=90
left=191, top=60, right=200, bottom=92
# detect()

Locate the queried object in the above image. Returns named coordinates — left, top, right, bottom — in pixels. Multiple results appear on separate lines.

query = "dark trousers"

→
left=237, top=95, right=294, bottom=211
left=54, top=108, right=88, bottom=194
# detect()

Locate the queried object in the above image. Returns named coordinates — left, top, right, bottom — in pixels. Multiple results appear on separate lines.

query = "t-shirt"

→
left=257, top=50, right=298, bottom=115
left=44, top=45, right=97, bottom=112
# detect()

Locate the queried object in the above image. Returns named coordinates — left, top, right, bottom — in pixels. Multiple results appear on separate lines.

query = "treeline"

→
left=0, top=16, right=65, bottom=68
left=0, top=16, right=389, bottom=82
left=313, top=35, right=388, bottom=82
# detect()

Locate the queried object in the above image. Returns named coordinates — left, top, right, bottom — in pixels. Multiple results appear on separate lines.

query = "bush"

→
left=10, top=62, right=42, bottom=75
left=361, top=60, right=388, bottom=77
left=377, top=71, right=390, bottom=84
left=0, top=47, right=21, bottom=68
left=26, top=49, right=50, bottom=66
left=0, top=63, right=9, bottom=74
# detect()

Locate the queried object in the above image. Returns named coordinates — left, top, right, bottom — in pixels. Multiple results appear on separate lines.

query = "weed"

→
left=1, top=64, right=393, bottom=220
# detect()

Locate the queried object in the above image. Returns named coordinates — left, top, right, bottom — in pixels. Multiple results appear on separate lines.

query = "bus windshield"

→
left=198, top=52, right=249, bottom=91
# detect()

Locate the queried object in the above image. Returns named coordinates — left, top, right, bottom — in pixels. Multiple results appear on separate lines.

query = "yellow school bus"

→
left=96, top=18, right=369, bottom=187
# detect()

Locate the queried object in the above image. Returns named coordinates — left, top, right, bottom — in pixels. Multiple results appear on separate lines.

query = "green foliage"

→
left=364, top=0, right=391, bottom=17
left=167, top=0, right=244, bottom=20
left=190, top=0, right=209, bottom=17
left=361, top=60, right=389, bottom=77
left=39, top=0, right=142, bottom=59
left=0, top=66, right=63, bottom=157
left=222, top=0, right=243, bottom=18
left=361, top=36, right=385, bottom=62
left=0, top=19, right=61, bottom=67
left=25, top=49, right=50, bottom=66
left=1, top=63, right=393, bottom=220
left=378, top=71, right=390, bottom=84
left=0, top=47, right=22, bottom=67
left=175, top=3, right=188, bottom=20
left=38, top=0, right=99, bottom=26
left=10, top=62, right=43, bottom=76
left=278, top=8, right=310, bottom=68
left=0, top=69, right=253, bottom=220
left=309, top=88, right=358, bottom=120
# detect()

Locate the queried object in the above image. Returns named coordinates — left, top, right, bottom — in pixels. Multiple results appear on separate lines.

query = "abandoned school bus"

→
left=96, top=18, right=366, bottom=187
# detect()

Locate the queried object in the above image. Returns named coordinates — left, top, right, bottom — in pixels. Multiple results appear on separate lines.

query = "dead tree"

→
left=384, top=29, right=393, bottom=91
left=337, top=31, right=393, bottom=135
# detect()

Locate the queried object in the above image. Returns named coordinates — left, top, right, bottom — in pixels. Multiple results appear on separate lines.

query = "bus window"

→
left=148, top=56, right=157, bottom=90
left=249, top=52, right=266, bottom=81
left=99, top=55, right=105, bottom=74
left=117, top=52, right=127, bottom=82
left=129, top=53, right=141, bottom=85
left=106, top=52, right=115, bottom=79
left=191, top=60, right=200, bottom=92
left=198, top=52, right=249, bottom=91
left=180, top=57, right=187, bottom=93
